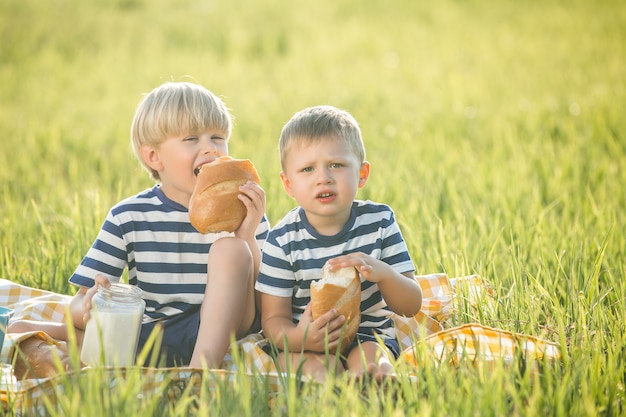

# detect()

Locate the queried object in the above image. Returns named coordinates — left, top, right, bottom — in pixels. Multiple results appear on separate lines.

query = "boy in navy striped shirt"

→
left=64, top=82, right=269, bottom=368
left=256, top=105, right=422, bottom=382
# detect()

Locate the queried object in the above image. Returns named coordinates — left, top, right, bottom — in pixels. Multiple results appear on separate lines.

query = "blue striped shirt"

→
left=255, top=200, right=414, bottom=340
left=69, top=185, right=269, bottom=322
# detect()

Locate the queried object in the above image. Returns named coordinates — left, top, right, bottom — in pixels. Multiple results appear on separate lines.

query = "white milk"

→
left=80, top=283, right=145, bottom=367
left=80, top=310, right=143, bottom=366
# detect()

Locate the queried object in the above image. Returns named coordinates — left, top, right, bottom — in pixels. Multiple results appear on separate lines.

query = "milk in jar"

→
left=80, top=283, right=145, bottom=367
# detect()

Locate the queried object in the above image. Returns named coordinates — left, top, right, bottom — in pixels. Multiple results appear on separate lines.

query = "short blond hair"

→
left=279, top=105, right=365, bottom=170
left=130, top=82, right=232, bottom=180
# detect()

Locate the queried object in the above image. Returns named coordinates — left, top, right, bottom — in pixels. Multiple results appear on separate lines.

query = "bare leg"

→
left=7, top=320, right=84, bottom=347
left=189, top=237, right=257, bottom=368
left=344, top=341, right=395, bottom=382
left=277, top=351, right=344, bottom=383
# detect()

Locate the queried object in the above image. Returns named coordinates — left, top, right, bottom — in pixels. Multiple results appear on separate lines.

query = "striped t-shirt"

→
left=255, top=200, right=415, bottom=340
left=69, top=185, right=269, bottom=323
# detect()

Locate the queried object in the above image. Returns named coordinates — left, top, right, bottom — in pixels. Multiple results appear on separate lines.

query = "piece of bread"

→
left=310, top=263, right=361, bottom=354
left=189, top=156, right=260, bottom=233
left=12, top=333, right=73, bottom=380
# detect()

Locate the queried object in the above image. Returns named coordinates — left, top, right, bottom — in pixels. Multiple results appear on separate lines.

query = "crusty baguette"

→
left=310, top=263, right=361, bottom=354
left=189, top=156, right=260, bottom=233
left=12, top=334, right=72, bottom=380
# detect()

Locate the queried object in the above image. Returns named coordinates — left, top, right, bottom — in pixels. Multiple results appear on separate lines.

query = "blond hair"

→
left=279, top=105, right=365, bottom=170
left=130, top=82, right=232, bottom=180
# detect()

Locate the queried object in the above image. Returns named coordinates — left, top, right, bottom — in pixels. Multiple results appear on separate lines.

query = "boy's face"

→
left=280, top=136, right=369, bottom=234
left=140, top=129, right=229, bottom=207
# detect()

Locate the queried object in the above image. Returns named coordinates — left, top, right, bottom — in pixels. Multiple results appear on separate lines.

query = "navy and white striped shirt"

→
left=69, top=185, right=269, bottom=323
left=255, top=200, right=414, bottom=340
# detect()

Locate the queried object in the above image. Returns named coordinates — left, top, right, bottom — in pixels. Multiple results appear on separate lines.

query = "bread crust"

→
left=189, top=156, right=260, bottom=233
left=13, top=334, right=72, bottom=380
left=310, top=265, right=361, bottom=354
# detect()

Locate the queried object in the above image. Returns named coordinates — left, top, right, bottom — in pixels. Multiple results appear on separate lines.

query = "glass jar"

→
left=0, top=364, right=16, bottom=391
left=80, top=283, right=145, bottom=367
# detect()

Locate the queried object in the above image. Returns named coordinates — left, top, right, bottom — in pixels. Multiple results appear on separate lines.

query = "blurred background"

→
left=1, top=0, right=624, bottom=293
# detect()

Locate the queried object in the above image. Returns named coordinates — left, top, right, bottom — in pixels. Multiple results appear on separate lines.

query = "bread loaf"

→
left=310, top=263, right=361, bottom=354
left=12, top=333, right=73, bottom=380
left=189, top=156, right=260, bottom=233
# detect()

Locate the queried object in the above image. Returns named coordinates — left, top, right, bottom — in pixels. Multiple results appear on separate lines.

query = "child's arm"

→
left=260, top=293, right=346, bottom=353
left=326, top=253, right=422, bottom=317
left=235, top=181, right=266, bottom=279
left=68, top=274, right=111, bottom=329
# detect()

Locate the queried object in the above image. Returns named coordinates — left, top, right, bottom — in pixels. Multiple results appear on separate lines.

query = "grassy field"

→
left=1, top=0, right=625, bottom=415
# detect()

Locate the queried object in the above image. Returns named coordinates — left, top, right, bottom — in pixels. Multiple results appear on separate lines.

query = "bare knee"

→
left=208, top=237, right=252, bottom=264
left=207, top=237, right=253, bottom=285
left=278, top=352, right=344, bottom=383
left=345, top=341, right=395, bottom=378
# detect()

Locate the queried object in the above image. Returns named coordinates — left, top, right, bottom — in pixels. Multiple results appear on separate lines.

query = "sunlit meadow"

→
left=1, top=0, right=624, bottom=415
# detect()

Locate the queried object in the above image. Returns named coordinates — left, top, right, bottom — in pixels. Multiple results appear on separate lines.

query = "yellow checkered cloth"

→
left=0, top=275, right=452, bottom=367
left=0, top=275, right=560, bottom=415
left=0, top=280, right=70, bottom=324
left=402, top=322, right=561, bottom=371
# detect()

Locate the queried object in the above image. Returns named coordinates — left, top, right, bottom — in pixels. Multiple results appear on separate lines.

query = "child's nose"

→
left=317, top=167, right=333, bottom=184
left=201, top=138, right=218, bottom=153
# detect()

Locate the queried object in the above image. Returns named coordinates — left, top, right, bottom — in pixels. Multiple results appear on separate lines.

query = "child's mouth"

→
left=316, top=192, right=336, bottom=202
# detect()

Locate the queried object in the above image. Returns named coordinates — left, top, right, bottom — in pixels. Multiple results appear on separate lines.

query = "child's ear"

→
left=358, top=161, right=371, bottom=188
left=140, top=144, right=163, bottom=172
left=279, top=171, right=295, bottom=198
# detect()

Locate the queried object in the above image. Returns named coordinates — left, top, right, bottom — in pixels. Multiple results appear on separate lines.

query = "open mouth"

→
left=194, top=158, right=219, bottom=176
left=316, top=192, right=336, bottom=201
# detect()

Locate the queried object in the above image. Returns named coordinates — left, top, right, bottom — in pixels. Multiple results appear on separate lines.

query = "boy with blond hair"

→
left=10, top=82, right=268, bottom=369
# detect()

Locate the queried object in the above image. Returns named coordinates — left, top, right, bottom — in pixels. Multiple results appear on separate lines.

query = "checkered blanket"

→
left=0, top=275, right=561, bottom=414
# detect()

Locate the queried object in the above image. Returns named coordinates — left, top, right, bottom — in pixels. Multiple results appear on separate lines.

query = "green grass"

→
left=1, top=0, right=625, bottom=415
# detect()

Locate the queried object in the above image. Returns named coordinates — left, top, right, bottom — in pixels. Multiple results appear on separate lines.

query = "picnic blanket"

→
left=0, top=275, right=561, bottom=414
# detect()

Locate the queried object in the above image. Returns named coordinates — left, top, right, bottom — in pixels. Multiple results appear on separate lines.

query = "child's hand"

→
left=235, top=181, right=266, bottom=240
left=325, top=252, right=392, bottom=283
left=327, top=253, right=423, bottom=317
left=298, top=304, right=346, bottom=353
left=81, top=274, right=110, bottom=324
